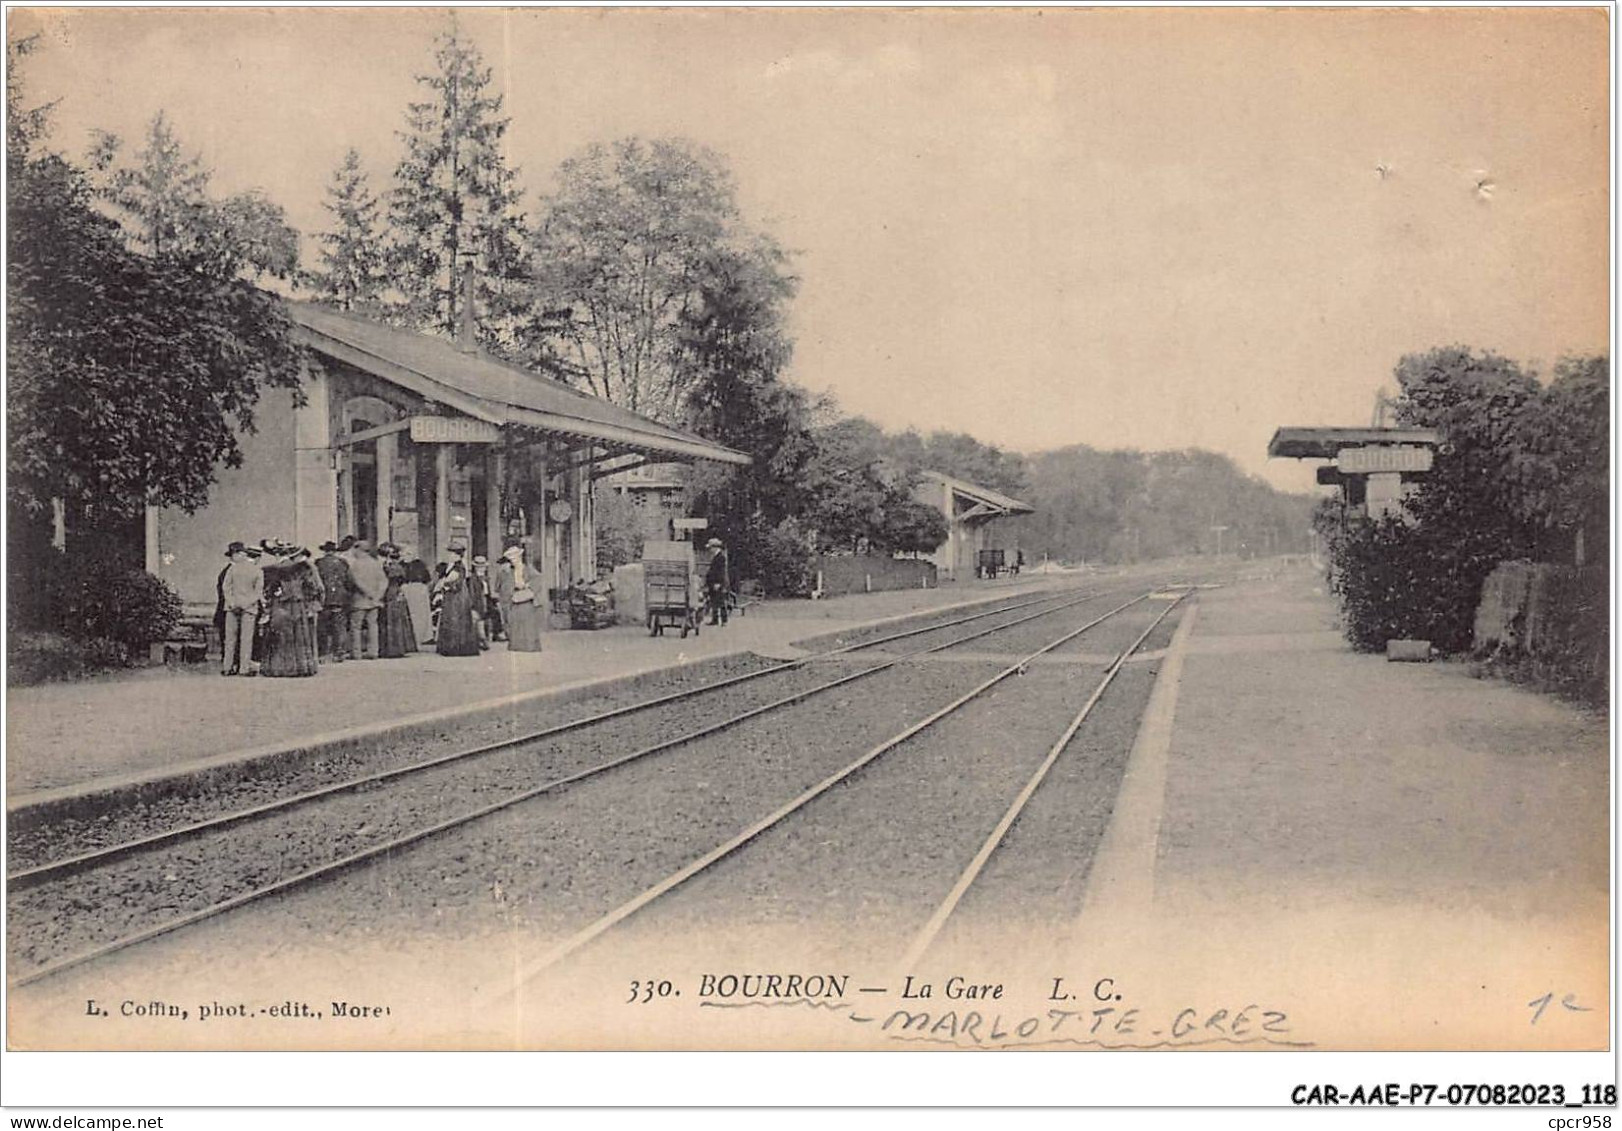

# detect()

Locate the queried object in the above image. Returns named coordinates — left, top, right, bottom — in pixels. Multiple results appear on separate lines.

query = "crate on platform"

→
left=1385, top=639, right=1432, bottom=663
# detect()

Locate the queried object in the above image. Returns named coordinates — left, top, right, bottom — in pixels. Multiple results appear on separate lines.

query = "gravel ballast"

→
left=8, top=586, right=1178, bottom=992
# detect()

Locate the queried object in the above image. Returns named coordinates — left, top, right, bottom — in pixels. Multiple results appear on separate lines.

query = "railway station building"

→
left=146, top=302, right=749, bottom=611
left=912, top=469, right=1034, bottom=580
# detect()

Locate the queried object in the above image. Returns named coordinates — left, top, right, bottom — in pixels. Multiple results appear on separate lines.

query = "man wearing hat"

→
left=213, top=542, right=238, bottom=657
left=469, top=553, right=495, bottom=649
left=219, top=542, right=263, bottom=676
left=703, top=537, right=731, bottom=626
left=314, top=540, right=353, bottom=662
left=346, top=539, right=388, bottom=660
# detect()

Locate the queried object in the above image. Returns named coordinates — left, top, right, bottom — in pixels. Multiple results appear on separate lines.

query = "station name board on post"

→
left=1336, top=445, right=1433, bottom=474
left=410, top=416, right=501, bottom=444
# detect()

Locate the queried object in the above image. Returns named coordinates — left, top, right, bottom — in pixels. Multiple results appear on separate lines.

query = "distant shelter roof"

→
left=919, top=469, right=1035, bottom=516
left=290, top=303, right=749, bottom=466
left=1267, top=426, right=1441, bottom=460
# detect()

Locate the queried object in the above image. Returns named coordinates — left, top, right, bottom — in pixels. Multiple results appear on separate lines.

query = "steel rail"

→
left=502, top=591, right=1160, bottom=989
left=894, top=589, right=1190, bottom=973
left=7, top=588, right=1120, bottom=989
left=8, top=588, right=1082, bottom=890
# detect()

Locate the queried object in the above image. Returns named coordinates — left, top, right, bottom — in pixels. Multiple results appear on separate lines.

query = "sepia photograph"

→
left=2, top=1, right=1613, bottom=1113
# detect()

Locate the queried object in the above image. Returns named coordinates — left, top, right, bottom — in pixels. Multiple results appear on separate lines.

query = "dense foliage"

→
left=676, top=241, right=819, bottom=589
left=1318, top=346, right=1609, bottom=662
left=532, top=137, right=794, bottom=422
left=8, top=56, right=306, bottom=527
left=591, top=490, right=646, bottom=570
left=1019, top=445, right=1313, bottom=565
left=45, top=560, right=183, bottom=657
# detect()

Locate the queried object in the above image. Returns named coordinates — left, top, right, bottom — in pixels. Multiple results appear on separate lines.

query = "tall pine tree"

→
left=311, top=148, right=387, bottom=311
left=388, top=20, right=531, bottom=353
left=90, top=112, right=299, bottom=282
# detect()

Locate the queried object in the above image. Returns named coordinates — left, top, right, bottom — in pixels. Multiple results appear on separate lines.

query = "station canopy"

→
left=920, top=469, right=1035, bottom=519
left=1267, top=426, right=1440, bottom=460
left=290, top=303, right=750, bottom=466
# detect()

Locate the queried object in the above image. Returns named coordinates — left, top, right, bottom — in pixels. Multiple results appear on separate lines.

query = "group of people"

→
left=215, top=536, right=545, bottom=678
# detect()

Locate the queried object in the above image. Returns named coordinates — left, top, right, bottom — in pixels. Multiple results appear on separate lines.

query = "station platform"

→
left=1070, top=564, right=1610, bottom=1050
left=5, top=574, right=1057, bottom=801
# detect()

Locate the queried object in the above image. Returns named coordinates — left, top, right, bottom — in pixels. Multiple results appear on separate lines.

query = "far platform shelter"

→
left=1267, top=426, right=1440, bottom=518
left=913, top=469, right=1034, bottom=581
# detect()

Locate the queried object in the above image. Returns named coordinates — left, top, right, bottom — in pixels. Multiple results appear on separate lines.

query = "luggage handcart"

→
left=642, top=541, right=701, bottom=638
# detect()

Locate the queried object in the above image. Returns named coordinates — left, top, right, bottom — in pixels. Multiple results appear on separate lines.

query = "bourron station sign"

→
left=1336, top=445, right=1433, bottom=475
left=410, top=416, right=502, bottom=444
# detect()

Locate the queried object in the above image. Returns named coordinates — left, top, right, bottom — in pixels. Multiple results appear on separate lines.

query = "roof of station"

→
left=289, top=303, right=750, bottom=466
left=1267, top=426, right=1441, bottom=460
left=918, top=469, right=1035, bottom=516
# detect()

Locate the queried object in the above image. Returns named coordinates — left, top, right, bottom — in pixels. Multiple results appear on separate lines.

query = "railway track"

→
left=497, top=588, right=1188, bottom=989
left=8, top=583, right=1133, bottom=988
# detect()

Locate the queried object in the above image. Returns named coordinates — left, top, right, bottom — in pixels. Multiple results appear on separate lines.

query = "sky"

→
left=10, top=6, right=1611, bottom=493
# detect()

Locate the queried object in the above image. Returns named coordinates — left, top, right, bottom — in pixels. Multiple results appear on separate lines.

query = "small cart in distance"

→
left=642, top=541, right=702, bottom=638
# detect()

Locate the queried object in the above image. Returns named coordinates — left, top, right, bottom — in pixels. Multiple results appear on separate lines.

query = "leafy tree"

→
left=1392, top=346, right=1543, bottom=569
left=532, top=136, right=784, bottom=422
left=6, top=35, right=53, bottom=173
left=388, top=20, right=531, bottom=353
left=7, top=58, right=306, bottom=529
left=880, top=495, right=951, bottom=556
left=309, top=147, right=388, bottom=311
left=796, top=418, right=922, bottom=553
left=1521, top=355, right=1609, bottom=565
left=679, top=242, right=819, bottom=576
left=916, top=430, right=1030, bottom=499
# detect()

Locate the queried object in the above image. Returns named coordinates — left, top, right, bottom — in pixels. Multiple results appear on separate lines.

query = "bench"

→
left=153, top=614, right=215, bottom=665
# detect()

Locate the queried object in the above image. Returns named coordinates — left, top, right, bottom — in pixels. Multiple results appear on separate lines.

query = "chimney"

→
left=457, top=254, right=478, bottom=354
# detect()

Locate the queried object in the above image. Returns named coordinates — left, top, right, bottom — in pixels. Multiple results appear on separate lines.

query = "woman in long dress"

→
left=402, top=559, right=434, bottom=645
left=496, top=544, right=544, bottom=652
left=261, top=548, right=319, bottom=677
left=434, top=549, right=482, bottom=657
left=378, top=545, right=418, bottom=658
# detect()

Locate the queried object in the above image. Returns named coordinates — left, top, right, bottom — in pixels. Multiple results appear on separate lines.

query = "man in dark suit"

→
left=214, top=542, right=240, bottom=662
left=314, top=540, right=353, bottom=662
left=704, top=538, right=730, bottom=626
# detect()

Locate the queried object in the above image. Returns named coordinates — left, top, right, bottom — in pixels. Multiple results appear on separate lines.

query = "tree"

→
left=388, top=20, right=531, bottom=353
left=7, top=61, right=306, bottom=529
left=915, top=430, right=1030, bottom=500
left=1521, top=355, right=1609, bottom=565
left=679, top=242, right=816, bottom=560
left=880, top=495, right=950, bottom=556
left=795, top=418, right=922, bottom=553
left=1393, top=345, right=1543, bottom=554
left=532, top=136, right=786, bottom=422
left=90, top=113, right=299, bottom=282
left=6, top=35, right=53, bottom=175
left=309, top=148, right=388, bottom=310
